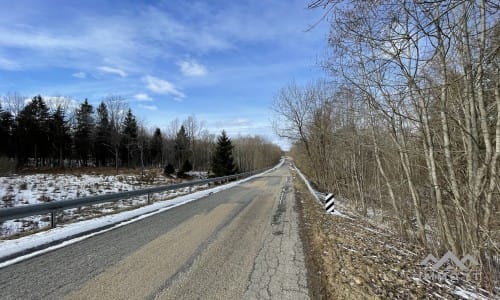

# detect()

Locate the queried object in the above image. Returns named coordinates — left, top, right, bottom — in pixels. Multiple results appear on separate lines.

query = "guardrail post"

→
left=147, top=193, right=151, bottom=204
left=51, top=210, right=57, bottom=228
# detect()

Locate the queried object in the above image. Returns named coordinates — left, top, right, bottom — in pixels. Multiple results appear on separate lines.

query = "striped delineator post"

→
left=324, top=193, right=335, bottom=213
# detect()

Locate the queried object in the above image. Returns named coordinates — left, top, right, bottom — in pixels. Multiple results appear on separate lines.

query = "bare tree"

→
left=276, top=0, right=499, bottom=285
left=104, top=95, right=128, bottom=173
left=2, top=92, right=26, bottom=117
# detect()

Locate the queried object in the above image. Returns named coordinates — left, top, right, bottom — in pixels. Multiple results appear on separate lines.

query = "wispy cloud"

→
left=0, top=1, right=321, bottom=75
left=72, top=71, right=87, bottom=79
left=97, top=66, right=127, bottom=77
left=178, top=59, right=207, bottom=77
left=0, top=0, right=326, bottom=147
left=0, top=56, right=18, bottom=70
left=0, top=6, right=231, bottom=73
left=134, top=93, right=152, bottom=101
left=144, top=75, right=185, bottom=99
left=138, top=104, right=157, bottom=111
left=214, top=118, right=251, bottom=128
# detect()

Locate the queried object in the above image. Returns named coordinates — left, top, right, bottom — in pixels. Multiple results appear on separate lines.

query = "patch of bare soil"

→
left=294, top=175, right=497, bottom=299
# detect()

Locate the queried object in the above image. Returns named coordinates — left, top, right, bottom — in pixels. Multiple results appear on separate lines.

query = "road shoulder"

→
left=243, top=175, right=309, bottom=299
left=293, top=171, right=496, bottom=299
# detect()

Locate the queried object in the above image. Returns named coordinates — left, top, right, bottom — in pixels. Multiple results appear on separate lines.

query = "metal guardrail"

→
left=0, top=169, right=266, bottom=227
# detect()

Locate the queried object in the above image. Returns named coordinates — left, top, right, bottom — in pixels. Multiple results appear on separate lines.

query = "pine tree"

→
left=48, top=106, right=71, bottom=167
left=174, top=125, right=190, bottom=169
left=74, top=99, right=94, bottom=166
left=15, top=95, right=50, bottom=166
left=211, top=130, right=237, bottom=177
left=150, top=128, right=163, bottom=167
left=94, top=102, right=112, bottom=167
left=120, top=109, right=138, bottom=167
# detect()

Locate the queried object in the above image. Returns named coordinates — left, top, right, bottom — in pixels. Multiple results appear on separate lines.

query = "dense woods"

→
left=274, top=0, right=499, bottom=285
left=0, top=94, right=282, bottom=175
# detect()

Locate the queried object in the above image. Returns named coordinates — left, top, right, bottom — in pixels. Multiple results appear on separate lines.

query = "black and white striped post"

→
left=324, top=193, right=335, bottom=213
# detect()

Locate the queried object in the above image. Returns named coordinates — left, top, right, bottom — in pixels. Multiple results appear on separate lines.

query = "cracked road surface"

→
left=243, top=176, right=309, bottom=299
left=0, top=163, right=309, bottom=299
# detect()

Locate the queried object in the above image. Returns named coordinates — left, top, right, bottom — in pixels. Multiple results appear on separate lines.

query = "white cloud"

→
left=97, top=66, right=127, bottom=77
left=0, top=56, right=18, bottom=70
left=0, top=1, right=322, bottom=75
left=214, top=118, right=251, bottom=128
left=144, top=75, right=185, bottom=99
left=72, top=71, right=87, bottom=79
left=134, top=93, right=152, bottom=101
left=178, top=59, right=207, bottom=77
left=138, top=104, right=157, bottom=111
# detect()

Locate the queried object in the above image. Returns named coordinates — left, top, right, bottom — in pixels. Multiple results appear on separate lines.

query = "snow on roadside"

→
left=290, top=164, right=321, bottom=203
left=0, top=161, right=283, bottom=268
left=290, top=163, right=351, bottom=218
left=292, top=163, right=496, bottom=299
left=0, top=173, right=179, bottom=236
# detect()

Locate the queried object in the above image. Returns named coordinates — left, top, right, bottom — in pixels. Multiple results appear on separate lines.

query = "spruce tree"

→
left=74, top=99, right=94, bottom=166
left=48, top=106, right=71, bottom=167
left=15, top=95, right=50, bottom=166
left=150, top=127, right=163, bottom=167
left=120, top=109, right=138, bottom=167
left=211, top=130, right=237, bottom=177
left=95, top=102, right=112, bottom=167
left=174, top=125, right=190, bottom=169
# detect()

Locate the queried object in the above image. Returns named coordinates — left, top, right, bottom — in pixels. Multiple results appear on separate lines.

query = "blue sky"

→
left=0, top=0, right=329, bottom=149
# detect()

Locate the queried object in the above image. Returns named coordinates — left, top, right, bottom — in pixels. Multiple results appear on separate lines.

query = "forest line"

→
left=0, top=94, right=282, bottom=176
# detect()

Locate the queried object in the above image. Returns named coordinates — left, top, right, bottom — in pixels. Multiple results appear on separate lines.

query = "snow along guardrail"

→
left=0, top=169, right=266, bottom=227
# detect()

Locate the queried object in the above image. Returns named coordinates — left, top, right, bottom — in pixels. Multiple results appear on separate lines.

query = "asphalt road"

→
left=0, top=163, right=309, bottom=299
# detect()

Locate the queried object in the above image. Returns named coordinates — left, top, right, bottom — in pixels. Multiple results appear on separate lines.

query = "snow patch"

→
left=292, top=164, right=351, bottom=218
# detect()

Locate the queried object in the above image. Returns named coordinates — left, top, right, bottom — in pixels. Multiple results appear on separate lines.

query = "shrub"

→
left=181, top=160, right=193, bottom=173
left=2, top=194, right=15, bottom=207
left=38, top=195, right=51, bottom=202
left=164, top=163, right=175, bottom=176
left=177, top=160, right=193, bottom=178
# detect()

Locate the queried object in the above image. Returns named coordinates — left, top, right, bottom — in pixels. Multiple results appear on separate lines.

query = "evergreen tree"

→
left=120, top=109, right=138, bottom=167
left=174, top=125, right=190, bottom=169
left=0, top=104, right=14, bottom=157
left=177, top=159, right=193, bottom=178
left=48, top=106, right=71, bottom=167
left=74, top=99, right=94, bottom=166
left=164, top=163, right=175, bottom=176
left=211, top=130, right=237, bottom=177
left=94, top=102, right=112, bottom=167
left=182, top=159, right=192, bottom=173
left=15, top=95, right=50, bottom=166
left=150, top=127, right=163, bottom=167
